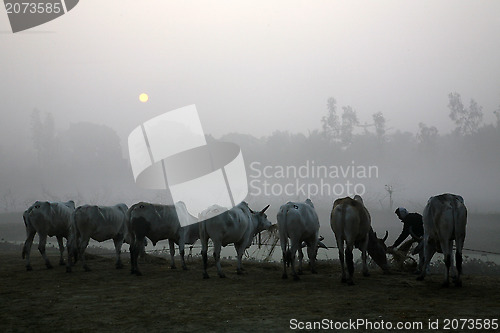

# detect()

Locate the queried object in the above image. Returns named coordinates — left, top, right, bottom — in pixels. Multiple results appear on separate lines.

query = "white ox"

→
left=66, top=204, right=128, bottom=272
left=199, top=202, right=272, bottom=279
left=330, top=195, right=389, bottom=285
left=277, top=199, right=320, bottom=280
left=22, top=200, right=75, bottom=271
left=128, top=201, right=199, bottom=276
left=417, top=193, right=467, bottom=287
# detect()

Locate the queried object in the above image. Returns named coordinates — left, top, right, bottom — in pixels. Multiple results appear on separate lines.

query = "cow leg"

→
left=337, top=239, right=346, bottom=283
left=440, top=239, right=453, bottom=288
left=213, top=242, right=225, bottom=278
left=56, top=236, right=65, bottom=266
left=280, top=236, right=288, bottom=279
left=235, top=242, right=246, bottom=275
left=22, top=228, right=36, bottom=271
left=281, top=249, right=288, bottom=279
left=130, top=236, right=143, bottom=276
left=297, top=247, right=304, bottom=275
left=417, top=239, right=436, bottom=281
left=454, top=238, right=464, bottom=287
left=168, top=239, right=176, bottom=269
left=78, top=236, right=91, bottom=272
left=38, top=234, right=53, bottom=269
left=178, top=238, right=188, bottom=270
left=361, top=236, right=370, bottom=277
left=113, top=237, right=124, bottom=269
left=279, top=230, right=289, bottom=279
left=200, top=236, right=209, bottom=279
left=66, top=232, right=77, bottom=273
left=289, top=241, right=300, bottom=281
left=345, top=244, right=355, bottom=285
left=307, top=244, right=318, bottom=274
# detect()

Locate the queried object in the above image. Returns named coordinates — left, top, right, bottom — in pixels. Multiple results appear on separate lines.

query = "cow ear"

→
left=260, top=205, right=270, bottom=214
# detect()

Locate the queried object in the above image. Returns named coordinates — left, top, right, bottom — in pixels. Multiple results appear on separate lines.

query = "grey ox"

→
left=277, top=199, right=320, bottom=280
left=199, top=202, right=272, bottom=279
left=330, top=195, right=389, bottom=285
left=128, top=201, right=199, bottom=276
left=22, top=200, right=75, bottom=271
left=417, top=193, right=467, bottom=287
left=66, top=203, right=129, bottom=272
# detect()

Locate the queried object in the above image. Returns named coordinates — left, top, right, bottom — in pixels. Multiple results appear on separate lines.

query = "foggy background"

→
left=1, top=1, right=499, bottom=218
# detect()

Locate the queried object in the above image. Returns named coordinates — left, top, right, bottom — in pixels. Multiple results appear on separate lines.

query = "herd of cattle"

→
left=21, top=193, right=467, bottom=287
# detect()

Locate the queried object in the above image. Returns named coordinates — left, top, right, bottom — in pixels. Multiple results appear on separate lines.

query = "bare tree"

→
left=372, top=112, right=386, bottom=142
left=321, top=97, right=340, bottom=142
left=30, top=109, right=56, bottom=163
left=1, top=188, right=18, bottom=212
left=448, top=92, right=483, bottom=136
left=340, top=106, right=359, bottom=146
left=416, top=122, right=439, bottom=150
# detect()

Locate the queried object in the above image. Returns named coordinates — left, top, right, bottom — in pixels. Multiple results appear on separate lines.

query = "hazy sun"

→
left=139, top=93, right=149, bottom=103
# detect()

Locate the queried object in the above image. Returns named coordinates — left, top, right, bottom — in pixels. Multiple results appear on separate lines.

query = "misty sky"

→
left=1, top=0, right=500, bottom=149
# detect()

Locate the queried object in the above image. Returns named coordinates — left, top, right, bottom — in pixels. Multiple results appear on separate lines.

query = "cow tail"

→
left=340, top=203, right=347, bottom=235
left=451, top=198, right=457, bottom=235
left=283, top=207, right=291, bottom=265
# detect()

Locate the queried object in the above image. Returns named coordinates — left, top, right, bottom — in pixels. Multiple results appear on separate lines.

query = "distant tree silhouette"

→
left=448, top=92, right=483, bottom=136
left=321, top=97, right=340, bottom=142
left=30, top=109, right=56, bottom=163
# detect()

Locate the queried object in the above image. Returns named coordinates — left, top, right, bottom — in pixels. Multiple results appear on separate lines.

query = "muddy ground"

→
left=0, top=241, right=499, bottom=333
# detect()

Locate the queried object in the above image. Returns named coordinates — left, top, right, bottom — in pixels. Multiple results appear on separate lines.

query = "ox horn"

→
left=260, top=204, right=270, bottom=214
left=382, top=230, right=388, bottom=242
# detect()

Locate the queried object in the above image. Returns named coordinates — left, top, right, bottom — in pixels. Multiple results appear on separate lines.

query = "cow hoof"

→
left=293, top=275, right=300, bottom=281
left=363, top=271, right=370, bottom=277
left=282, top=274, right=288, bottom=279
left=26, top=265, right=32, bottom=271
left=454, top=280, right=462, bottom=288
left=203, top=273, right=210, bottom=279
left=347, top=280, right=355, bottom=286
left=59, top=261, right=65, bottom=266
left=416, top=275, right=425, bottom=281
left=84, top=266, right=91, bottom=272
left=46, top=264, right=53, bottom=269
left=441, top=281, right=450, bottom=288
left=341, top=277, right=347, bottom=283
left=311, top=269, right=318, bottom=274
left=170, top=265, right=177, bottom=270
left=297, top=269, right=303, bottom=275
left=135, top=271, right=143, bottom=276
left=219, top=274, right=226, bottom=278
left=66, top=267, right=72, bottom=273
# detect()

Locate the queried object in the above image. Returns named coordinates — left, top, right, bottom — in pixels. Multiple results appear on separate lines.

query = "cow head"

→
left=367, top=228, right=390, bottom=271
left=251, top=204, right=272, bottom=232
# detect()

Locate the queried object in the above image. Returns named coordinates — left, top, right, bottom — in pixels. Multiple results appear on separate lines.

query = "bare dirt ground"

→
left=1, top=241, right=499, bottom=333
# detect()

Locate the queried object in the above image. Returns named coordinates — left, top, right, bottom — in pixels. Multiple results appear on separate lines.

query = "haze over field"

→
left=0, top=1, right=499, bottom=214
